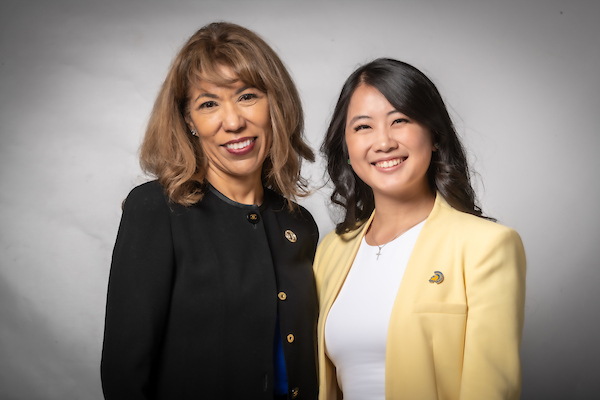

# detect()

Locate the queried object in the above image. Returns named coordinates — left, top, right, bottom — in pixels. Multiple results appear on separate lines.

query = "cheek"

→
left=264, top=129, right=273, bottom=154
left=419, top=129, right=435, bottom=150
left=255, top=101, right=272, bottom=129
left=191, top=114, right=215, bottom=137
left=195, top=137, right=210, bottom=156
left=255, top=108, right=273, bottom=152
left=346, top=138, right=369, bottom=164
left=407, top=130, right=434, bottom=158
left=344, top=132, right=359, bottom=157
left=195, top=131, right=220, bottom=157
left=260, top=109, right=273, bottom=146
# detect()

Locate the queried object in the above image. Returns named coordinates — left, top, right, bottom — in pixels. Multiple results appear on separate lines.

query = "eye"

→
left=198, top=100, right=218, bottom=110
left=354, top=124, right=371, bottom=132
left=392, top=118, right=409, bottom=125
left=239, top=93, right=259, bottom=102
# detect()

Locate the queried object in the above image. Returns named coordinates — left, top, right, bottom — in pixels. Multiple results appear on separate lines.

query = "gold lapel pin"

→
left=284, top=229, right=297, bottom=243
left=429, top=271, right=444, bottom=284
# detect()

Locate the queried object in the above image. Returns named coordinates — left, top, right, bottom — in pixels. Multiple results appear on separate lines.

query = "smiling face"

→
left=185, top=67, right=272, bottom=191
left=345, top=84, right=435, bottom=201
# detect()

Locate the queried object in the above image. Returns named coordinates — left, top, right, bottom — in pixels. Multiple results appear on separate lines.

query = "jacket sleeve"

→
left=101, top=184, right=175, bottom=399
left=459, top=226, right=526, bottom=400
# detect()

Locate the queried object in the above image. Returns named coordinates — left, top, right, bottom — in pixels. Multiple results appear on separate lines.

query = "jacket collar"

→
left=340, top=192, right=449, bottom=243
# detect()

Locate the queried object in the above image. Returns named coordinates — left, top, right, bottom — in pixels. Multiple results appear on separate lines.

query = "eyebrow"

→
left=236, top=85, right=250, bottom=94
left=193, top=85, right=250, bottom=104
left=348, top=110, right=399, bottom=125
left=348, top=115, right=371, bottom=125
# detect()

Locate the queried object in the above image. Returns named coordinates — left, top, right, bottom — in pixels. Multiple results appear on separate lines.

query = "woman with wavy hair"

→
left=315, top=58, right=526, bottom=399
left=101, top=22, right=318, bottom=400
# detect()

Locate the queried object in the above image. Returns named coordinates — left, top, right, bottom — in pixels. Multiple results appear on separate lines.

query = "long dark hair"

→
left=322, top=58, right=489, bottom=234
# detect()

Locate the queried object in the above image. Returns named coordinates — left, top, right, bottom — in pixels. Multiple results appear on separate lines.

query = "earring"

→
left=190, top=129, right=198, bottom=137
left=347, top=158, right=351, bottom=165
left=434, top=142, right=440, bottom=150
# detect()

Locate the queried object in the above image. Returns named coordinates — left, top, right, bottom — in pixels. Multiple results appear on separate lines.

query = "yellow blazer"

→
left=313, top=194, right=526, bottom=400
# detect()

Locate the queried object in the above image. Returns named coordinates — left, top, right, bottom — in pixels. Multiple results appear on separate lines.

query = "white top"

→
left=324, top=221, right=425, bottom=400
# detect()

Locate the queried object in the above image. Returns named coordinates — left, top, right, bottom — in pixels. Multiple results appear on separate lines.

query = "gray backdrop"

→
left=1, top=0, right=598, bottom=398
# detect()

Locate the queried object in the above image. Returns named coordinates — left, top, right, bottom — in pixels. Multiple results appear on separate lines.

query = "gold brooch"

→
left=429, top=271, right=444, bottom=284
left=284, top=230, right=297, bottom=243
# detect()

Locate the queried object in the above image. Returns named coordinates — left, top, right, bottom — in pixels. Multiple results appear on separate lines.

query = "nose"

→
left=222, top=103, right=245, bottom=132
left=373, top=127, right=397, bottom=152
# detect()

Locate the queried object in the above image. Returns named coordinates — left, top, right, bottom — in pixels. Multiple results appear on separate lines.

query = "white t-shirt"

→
left=324, top=221, right=425, bottom=400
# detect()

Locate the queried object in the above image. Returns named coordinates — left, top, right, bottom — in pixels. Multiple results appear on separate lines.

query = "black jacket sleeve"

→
left=101, top=183, right=175, bottom=400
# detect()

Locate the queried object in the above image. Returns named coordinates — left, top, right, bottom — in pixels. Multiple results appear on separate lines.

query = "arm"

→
left=101, top=184, right=175, bottom=400
left=460, top=227, right=527, bottom=400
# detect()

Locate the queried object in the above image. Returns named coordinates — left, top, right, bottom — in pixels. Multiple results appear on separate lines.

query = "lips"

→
left=224, top=137, right=255, bottom=150
left=222, top=137, right=257, bottom=155
left=374, top=157, right=407, bottom=168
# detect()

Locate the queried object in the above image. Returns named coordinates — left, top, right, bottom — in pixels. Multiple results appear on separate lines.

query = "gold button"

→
left=284, top=229, right=297, bottom=243
left=246, top=212, right=260, bottom=224
left=291, top=387, right=299, bottom=398
left=278, top=291, right=287, bottom=301
left=287, top=334, right=295, bottom=343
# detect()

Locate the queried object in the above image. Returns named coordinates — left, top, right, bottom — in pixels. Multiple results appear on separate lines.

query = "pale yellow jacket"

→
left=313, top=195, right=526, bottom=400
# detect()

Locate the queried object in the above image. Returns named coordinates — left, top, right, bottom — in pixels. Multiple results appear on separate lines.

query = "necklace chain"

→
left=370, top=228, right=405, bottom=260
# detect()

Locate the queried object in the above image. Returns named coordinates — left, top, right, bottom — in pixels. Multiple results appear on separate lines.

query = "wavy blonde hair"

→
left=140, top=22, right=314, bottom=206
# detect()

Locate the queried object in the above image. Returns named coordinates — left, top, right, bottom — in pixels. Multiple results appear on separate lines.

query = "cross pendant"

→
left=376, top=248, right=382, bottom=260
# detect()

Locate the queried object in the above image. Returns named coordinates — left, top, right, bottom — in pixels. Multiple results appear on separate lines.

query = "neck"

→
left=366, top=187, right=435, bottom=246
left=206, top=170, right=264, bottom=206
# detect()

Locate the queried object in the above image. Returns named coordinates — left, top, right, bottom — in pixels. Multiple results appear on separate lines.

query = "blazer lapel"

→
left=319, top=213, right=373, bottom=322
left=391, top=193, right=449, bottom=309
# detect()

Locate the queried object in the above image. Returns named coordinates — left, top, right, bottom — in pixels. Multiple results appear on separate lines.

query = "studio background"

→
left=1, top=0, right=598, bottom=398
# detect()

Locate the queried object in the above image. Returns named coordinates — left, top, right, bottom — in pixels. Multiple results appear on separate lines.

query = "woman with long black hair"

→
left=315, top=58, right=526, bottom=400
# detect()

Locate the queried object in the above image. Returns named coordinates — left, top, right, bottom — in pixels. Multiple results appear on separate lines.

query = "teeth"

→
left=375, top=158, right=405, bottom=168
left=225, top=138, right=254, bottom=150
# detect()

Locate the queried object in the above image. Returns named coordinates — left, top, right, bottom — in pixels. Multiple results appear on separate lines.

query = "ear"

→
left=184, top=114, right=197, bottom=134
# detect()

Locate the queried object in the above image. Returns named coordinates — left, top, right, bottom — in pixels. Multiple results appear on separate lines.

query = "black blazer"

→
left=101, top=181, right=319, bottom=399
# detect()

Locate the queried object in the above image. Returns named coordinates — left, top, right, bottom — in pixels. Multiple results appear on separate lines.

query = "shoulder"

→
left=125, top=180, right=166, bottom=202
left=122, top=180, right=171, bottom=216
left=319, top=218, right=367, bottom=249
left=434, top=200, right=524, bottom=254
left=112, top=182, right=175, bottom=247
left=267, top=189, right=318, bottom=233
left=318, top=229, right=348, bottom=252
left=314, top=222, right=365, bottom=269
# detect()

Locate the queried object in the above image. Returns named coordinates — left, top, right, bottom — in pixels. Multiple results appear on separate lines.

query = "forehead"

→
left=347, top=84, right=396, bottom=114
left=190, top=60, right=264, bottom=90
left=190, top=78, right=245, bottom=94
left=190, top=63, right=236, bottom=86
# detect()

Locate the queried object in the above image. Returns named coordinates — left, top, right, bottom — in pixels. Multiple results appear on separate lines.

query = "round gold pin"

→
left=284, top=230, right=297, bottom=243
